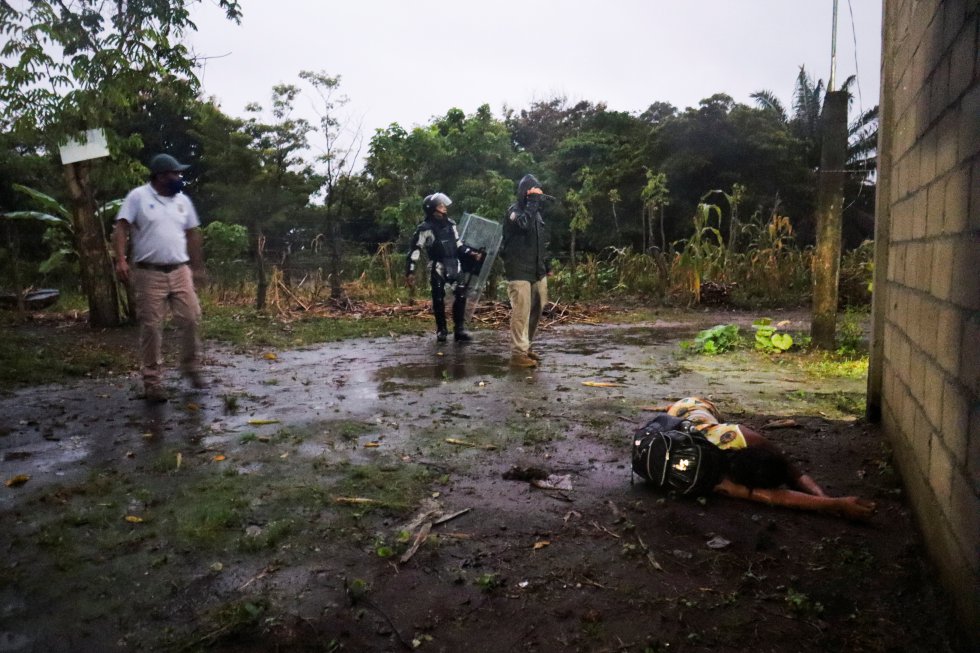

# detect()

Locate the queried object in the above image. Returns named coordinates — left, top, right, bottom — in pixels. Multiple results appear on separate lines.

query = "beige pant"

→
left=133, top=266, right=202, bottom=386
left=507, top=277, right=547, bottom=354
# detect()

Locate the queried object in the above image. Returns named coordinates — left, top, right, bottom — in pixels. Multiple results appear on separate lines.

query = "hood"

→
left=516, top=174, right=541, bottom=208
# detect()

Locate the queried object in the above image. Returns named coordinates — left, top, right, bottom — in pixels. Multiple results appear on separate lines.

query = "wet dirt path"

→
left=0, top=314, right=957, bottom=653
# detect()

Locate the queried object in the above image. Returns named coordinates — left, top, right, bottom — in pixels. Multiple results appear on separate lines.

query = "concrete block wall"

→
left=872, top=0, right=978, bottom=636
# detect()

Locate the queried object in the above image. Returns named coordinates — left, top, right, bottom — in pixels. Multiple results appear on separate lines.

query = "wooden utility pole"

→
left=811, top=91, right=848, bottom=348
left=811, top=0, right=846, bottom=349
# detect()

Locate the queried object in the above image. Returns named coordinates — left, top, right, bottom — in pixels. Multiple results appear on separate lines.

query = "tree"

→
left=299, top=71, right=362, bottom=300
left=640, top=170, right=670, bottom=253
left=242, top=84, right=320, bottom=309
left=366, top=105, right=530, bottom=237
left=0, top=0, right=242, bottom=326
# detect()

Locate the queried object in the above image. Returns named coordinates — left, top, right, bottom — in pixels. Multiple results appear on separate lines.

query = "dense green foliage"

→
left=0, top=6, right=876, bottom=310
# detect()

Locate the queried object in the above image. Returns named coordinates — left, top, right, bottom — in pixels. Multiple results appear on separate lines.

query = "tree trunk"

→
left=254, top=228, right=267, bottom=310
left=811, top=91, right=848, bottom=348
left=641, top=206, right=648, bottom=254
left=659, top=204, right=666, bottom=252
left=569, top=230, right=577, bottom=297
left=610, top=201, right=620, bottom=243
left=328, top=215, right=343, bottom=300
left=63, top=161, right=120, bottom=327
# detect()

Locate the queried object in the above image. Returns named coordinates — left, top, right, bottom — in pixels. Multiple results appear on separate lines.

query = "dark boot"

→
left=452, top=295, right=471, bottom=342
left=435, top=306, right=449, bottom=342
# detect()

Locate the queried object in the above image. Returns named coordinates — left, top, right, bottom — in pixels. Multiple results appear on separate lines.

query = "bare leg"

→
left=714, top=478, right=876, bottom=521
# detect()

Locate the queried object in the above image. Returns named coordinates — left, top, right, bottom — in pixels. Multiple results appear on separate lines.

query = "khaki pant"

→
left=133, top=266, right=202, bottom=386
left=507, top=277, right=547, bottom=354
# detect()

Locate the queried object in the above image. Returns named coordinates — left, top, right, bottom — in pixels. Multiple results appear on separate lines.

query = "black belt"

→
left=136, top=261, right=188, bottom=273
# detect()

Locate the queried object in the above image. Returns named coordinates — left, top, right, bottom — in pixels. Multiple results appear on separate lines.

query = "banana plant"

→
left=1, top=184, right=121, bottom=274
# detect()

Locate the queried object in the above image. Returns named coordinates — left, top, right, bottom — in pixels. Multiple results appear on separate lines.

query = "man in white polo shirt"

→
left=113, top=153, right=207, bottom=402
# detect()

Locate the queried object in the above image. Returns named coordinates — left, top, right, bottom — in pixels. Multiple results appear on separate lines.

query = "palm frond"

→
left=750, top=90, right=788, bottom=122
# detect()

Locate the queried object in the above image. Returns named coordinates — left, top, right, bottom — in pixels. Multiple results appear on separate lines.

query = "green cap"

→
left=148, top=153, right=189, bottom=175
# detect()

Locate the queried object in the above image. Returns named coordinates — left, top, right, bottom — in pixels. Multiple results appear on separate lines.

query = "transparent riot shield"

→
left=457, top=212, right=503, bottom=323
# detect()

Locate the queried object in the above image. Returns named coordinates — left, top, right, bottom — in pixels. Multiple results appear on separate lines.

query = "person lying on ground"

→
left=634, top=397, right=876, bottom=521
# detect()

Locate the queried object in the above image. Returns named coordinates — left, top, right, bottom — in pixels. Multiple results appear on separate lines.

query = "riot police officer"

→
left=405, top=193, right=484, bottom=342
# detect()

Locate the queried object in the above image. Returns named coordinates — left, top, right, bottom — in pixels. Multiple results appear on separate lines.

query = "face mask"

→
left=165, top=177, right=185, bottom=195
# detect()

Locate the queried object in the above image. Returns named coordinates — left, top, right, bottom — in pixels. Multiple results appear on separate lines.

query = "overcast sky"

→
left=186, top=0, right=882, bottom=158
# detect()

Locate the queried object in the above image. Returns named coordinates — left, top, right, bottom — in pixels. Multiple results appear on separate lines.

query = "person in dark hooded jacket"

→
left=501, top=174, right=550, bottom=367
left=405, top=192, right=484, bottom=342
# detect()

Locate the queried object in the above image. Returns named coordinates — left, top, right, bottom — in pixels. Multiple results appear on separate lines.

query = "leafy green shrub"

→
left=682, top=324, right=742, bottom=354
left=202, top=221, right=249, bottom=261
left=835, top=308, right=867, bottom=357
left=752, top=318, right=794, bottom=353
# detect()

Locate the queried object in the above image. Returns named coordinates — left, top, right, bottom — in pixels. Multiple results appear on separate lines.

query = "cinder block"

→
left=961, top=316, right=980, bottom=396
left=949, top=31, right=974, bottom=102
left=928, top=179, right=947, bottom=236
left=936, top=111, right=959, bottom=176
left=913, top=187, right=930, bottom=238
left=912, top=404, right=933, bottom=472
left=919, top=295, right=940, bottom=355
left=907, top=291, right=923, bottom=341
left=892, top=197, right=911, bottom=243
left=919, top=127, right=938, bottom=183
left=950, top=235, right=980, bottom=311
left=935, top=304, right=962, bottom=374
left=928, top=436, right=953, bottom=506
left=942, top=0, right=969, bottom=53
left=969, top=402, right=980, bottom=488
left=943, top=165, right=970, bottom=233
left=915, top=241, right=935, bottom=292
left=928, top=58, right=950, bottom=122
left=941, top=379, right=969, bottom=464
left=910, top=346, right=928, bottom=399
left=958, top=85, right=980, bottom=169
left=923, top=360, right=945, bottom=428
left=930, top=238, right=954, bottom=299
left=971, top=161, right=980, bottom=230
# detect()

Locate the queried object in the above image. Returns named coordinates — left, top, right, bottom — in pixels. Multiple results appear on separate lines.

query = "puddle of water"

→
left=375, top=352, right=508, bottom=385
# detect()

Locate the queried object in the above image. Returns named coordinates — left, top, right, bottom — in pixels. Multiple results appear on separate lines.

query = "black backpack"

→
left=631, top=413, right=726, bottom=497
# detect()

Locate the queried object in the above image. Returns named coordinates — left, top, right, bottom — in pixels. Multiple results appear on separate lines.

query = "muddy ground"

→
left=0, top=309, right=965, bottom=652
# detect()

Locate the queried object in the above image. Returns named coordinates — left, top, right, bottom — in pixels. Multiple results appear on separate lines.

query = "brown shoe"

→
left=510, top=353, right=538, bottom=368
left=144, top=384, right=168, bottom=403
left=526, top=350, right=541, bottom=361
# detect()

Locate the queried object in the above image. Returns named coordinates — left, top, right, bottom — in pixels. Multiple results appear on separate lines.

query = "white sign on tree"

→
left=59, top=129, right=109, bottom=165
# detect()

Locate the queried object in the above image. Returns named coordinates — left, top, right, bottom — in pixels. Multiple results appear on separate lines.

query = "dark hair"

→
left=724, top=447, right=793, bottom=489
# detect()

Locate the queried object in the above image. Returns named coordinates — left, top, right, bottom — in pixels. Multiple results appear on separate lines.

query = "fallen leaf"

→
left=125, top=515, right=144, bottom=523
left=533, top=540, right=550, bottom=550
left=213, top=454, right=226, bottom=462
left=445, top=437, right=498, bottom=450
left=4, top=474, right=30, bottom=488
left=176, top=452, right=182, bottom=469
left=333, top=496, right=381, bottom=505
left=210, top=562, right=223, bottom=572
left=363, top=441, right=381, bottom=448
left=247, top=419, right=280, bottom=425
left=582, top=381, right=624, bottom=388
left=762, top=418, right=799, bottom=429
left=262, top=352, right=278, bottom=360
left=279, top=452, right=288, bottom=459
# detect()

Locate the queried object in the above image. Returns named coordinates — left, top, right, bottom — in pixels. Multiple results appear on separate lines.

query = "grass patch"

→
left=332, top=460, right=434, bottom=513
left=173, top=475, right=250, bottom=548
left=0, top=327, right=133, bottom=388
left=798, top=352, right=869, bottom=379
left=202, top=302, right=423, bottom=350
